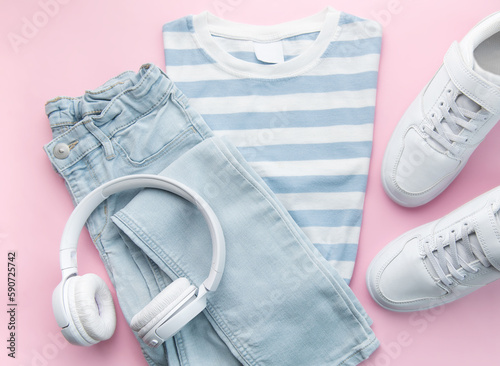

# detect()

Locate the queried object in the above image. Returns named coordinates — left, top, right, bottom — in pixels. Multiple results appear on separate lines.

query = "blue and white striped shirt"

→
left=162, top=7, right=382, bottom=283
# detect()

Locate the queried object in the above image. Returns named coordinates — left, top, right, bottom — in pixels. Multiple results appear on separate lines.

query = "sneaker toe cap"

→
left=368, top=236, right=447, bottom=311
left=383, top=127, right=461, bottom=207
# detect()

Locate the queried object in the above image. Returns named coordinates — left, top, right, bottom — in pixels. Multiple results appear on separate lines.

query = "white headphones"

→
left=52, top=174, right=226, bottom=348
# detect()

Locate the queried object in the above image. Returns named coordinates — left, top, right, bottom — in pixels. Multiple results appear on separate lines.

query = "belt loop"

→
left=83, top=119, right=116, bottom=160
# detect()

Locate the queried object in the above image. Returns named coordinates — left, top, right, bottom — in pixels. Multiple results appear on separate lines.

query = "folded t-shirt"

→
left=162, top=7, right=382, bottom=283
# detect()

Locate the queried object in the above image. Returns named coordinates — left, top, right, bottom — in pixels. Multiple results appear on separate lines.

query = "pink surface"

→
left=1, top=0, right=499, bottom=365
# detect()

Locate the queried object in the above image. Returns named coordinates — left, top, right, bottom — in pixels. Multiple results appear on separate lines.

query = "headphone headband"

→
left=59, top=174, right=225, bottom=292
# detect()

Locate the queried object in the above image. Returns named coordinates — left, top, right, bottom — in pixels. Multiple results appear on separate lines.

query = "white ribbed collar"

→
left=192, top=7, right=341, bottom=78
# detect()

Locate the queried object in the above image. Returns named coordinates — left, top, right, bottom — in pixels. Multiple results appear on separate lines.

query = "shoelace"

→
left=424, top=201, right=500, bottom=286
left=422, top=88, right=486, bottom=155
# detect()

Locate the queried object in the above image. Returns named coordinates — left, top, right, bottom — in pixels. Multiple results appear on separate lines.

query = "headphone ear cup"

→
left=67, top=273, right=117, bottom=345
left=131, top=278, right=194, bottom=337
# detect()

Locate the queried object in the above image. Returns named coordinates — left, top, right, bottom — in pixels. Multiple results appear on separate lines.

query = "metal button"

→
left=149, top=339, right=158, bottom=347
left=54, top=143, right=70, bottom=159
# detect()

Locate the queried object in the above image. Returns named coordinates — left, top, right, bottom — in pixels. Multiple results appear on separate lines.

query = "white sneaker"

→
left=367, top=186, right=500, bottom=312
left=382, top=12, right=500, bottom=207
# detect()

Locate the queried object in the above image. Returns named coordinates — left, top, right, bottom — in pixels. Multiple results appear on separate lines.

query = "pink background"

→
left=1, top=0, right=500, bottom=365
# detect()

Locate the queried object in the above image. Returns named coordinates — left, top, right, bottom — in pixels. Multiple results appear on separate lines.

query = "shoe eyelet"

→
left=439, top=102, right=444, bottom=106
left=431, top=113, right=435, bottom=118
left=447, top=89, right=452, bottom=93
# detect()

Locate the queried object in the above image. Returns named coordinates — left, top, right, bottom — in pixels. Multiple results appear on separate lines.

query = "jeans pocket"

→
left=112, top=93, right=195, bottom=166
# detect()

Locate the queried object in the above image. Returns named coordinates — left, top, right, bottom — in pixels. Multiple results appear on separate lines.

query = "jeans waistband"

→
left=44, top=64, right=191, bottom=173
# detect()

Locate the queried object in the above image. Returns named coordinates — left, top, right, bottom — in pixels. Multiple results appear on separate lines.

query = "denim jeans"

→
left=44, top=64, right=378, bottom=366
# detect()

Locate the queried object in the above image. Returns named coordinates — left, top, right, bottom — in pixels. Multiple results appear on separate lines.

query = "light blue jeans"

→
left=44, top=64, right=378, bottom=366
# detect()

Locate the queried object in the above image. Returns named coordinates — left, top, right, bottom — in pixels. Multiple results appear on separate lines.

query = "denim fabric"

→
left=44, top=64, right=378, bottom=366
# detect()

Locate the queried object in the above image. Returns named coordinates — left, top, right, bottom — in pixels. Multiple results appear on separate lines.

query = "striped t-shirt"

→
left=162, top=7, right=382, bottom=283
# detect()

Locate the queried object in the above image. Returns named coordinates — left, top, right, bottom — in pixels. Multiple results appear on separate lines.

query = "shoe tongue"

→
left=423, top=230, right=484, bottom=281
left=425, top=93, right=479, bottom=153
left=425, top=209, right=500, bottom=280
left=454, top=94, right=481, bottom=113
left=441, top=94, right=480, bottom=136
left=426, top=80, right=482, bottom=153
